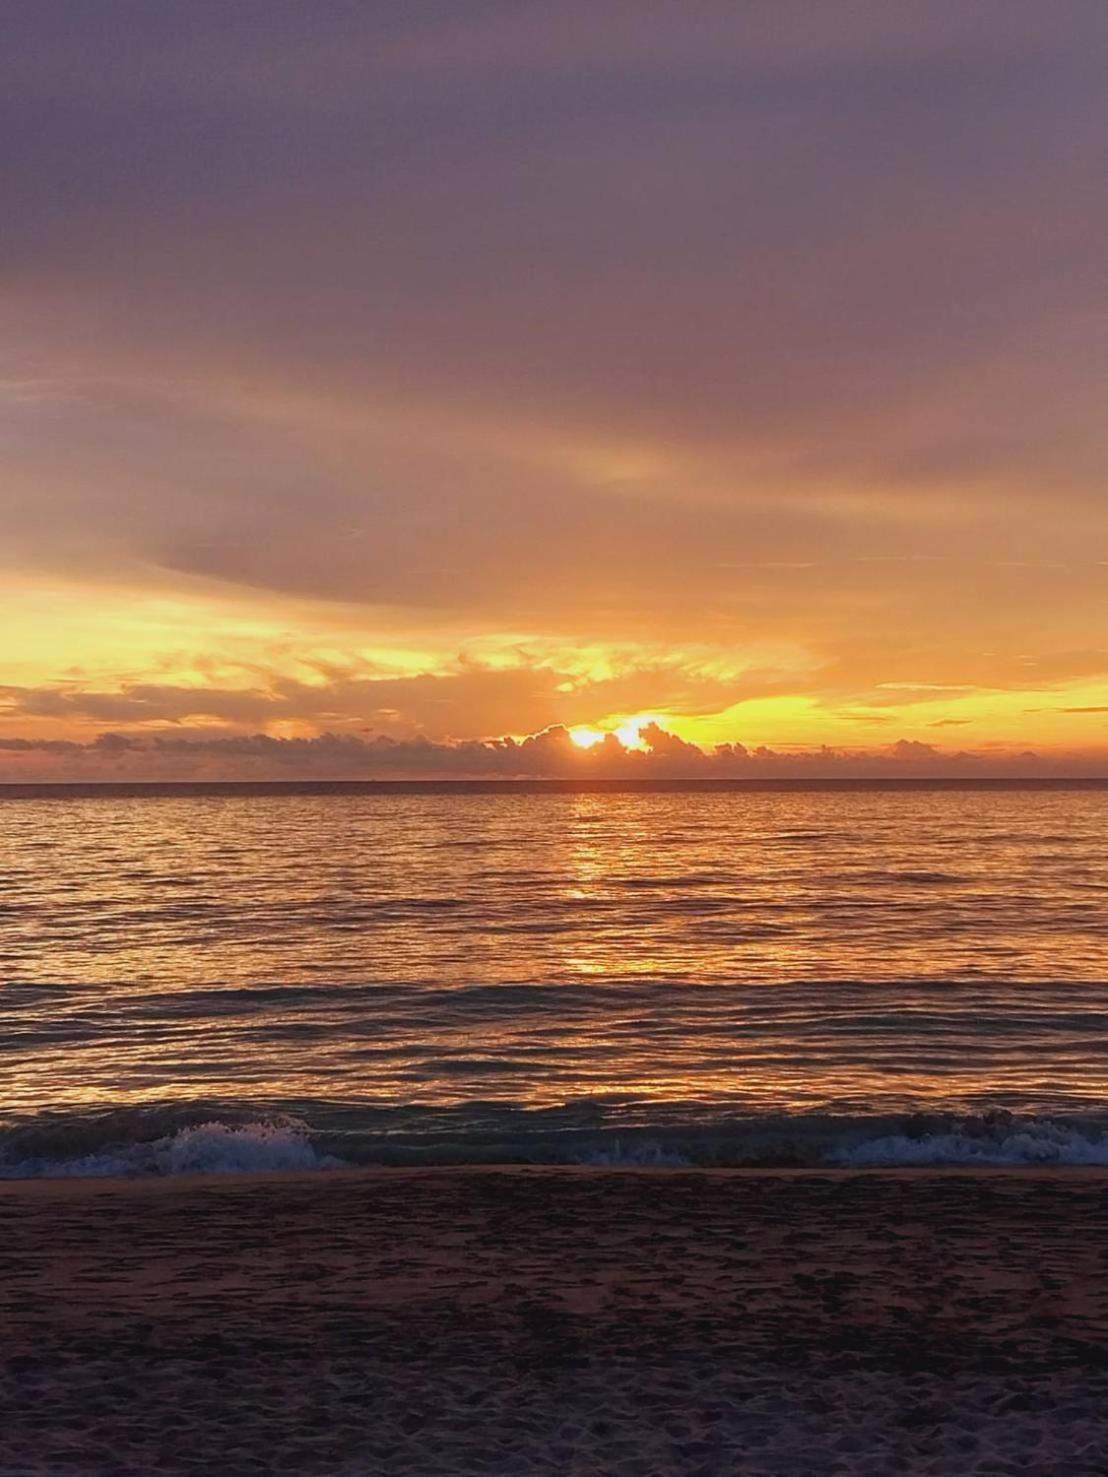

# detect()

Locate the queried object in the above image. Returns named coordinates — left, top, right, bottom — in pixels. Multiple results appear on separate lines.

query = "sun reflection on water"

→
left=4, top=787, right=1108, bottom=1119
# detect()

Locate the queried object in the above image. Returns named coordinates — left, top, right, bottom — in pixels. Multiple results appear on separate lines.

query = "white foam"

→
left=574, top=1138, right=692, bottom=1168
left=2, top=1119, right=343, bottom=1178
left=836, top=1120, right=1108, bottom=1167
left=6, top=1108, right=1108, bottom=1177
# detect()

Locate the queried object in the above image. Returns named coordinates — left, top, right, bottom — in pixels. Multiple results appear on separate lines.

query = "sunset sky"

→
left=3, top=2, right=1107, bottom=778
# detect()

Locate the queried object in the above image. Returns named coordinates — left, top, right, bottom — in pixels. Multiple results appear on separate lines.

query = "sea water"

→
left=3, top=781, right=1108, bottom=1173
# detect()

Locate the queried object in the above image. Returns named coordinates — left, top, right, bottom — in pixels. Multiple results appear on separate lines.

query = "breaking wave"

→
left=3, top=1102, right=1108, bottom=1178
left=834, top=1115, right=1108, bottom=1167
left=0, top=1113, right=339, bottom=1179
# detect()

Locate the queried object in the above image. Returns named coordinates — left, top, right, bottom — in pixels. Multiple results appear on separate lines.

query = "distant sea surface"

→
left=4, top=781, right=1108, bottom=1175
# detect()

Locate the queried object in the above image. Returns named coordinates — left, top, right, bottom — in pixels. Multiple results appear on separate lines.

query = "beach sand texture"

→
left=2, top=1168, right=1108, bottom=1475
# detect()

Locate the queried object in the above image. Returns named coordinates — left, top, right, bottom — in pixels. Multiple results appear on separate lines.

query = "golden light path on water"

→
left=3, top=787, right=1108, bottom=1123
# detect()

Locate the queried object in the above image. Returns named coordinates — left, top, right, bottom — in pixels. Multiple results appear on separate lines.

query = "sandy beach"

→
left=1, top=1168, right=1107, bottom=1474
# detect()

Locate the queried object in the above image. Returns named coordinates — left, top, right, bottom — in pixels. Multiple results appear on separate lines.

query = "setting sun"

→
left=568, top=717, right=656, bottom=752
left=568, top=726, right=605, bottom=749
left=612, top=717, right=654, bottom=751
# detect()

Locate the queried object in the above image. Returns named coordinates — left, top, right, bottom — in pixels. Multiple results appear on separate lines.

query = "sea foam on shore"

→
left=5, top=1103, right=1108, bottom=1178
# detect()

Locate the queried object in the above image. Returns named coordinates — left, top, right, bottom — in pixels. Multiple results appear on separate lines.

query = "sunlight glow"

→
left=612, top=716, right=654, bottom=751
left=569, top=717, right=656, bottom=751
left=569, top=726, right=606, bottom=749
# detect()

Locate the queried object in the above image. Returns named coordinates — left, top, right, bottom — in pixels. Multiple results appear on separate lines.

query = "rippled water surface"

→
left=3, top=783, right=1108, bottom=1166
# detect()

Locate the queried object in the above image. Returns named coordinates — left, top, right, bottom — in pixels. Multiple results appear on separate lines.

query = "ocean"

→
left=3, top=780, right=1108, bottom=1175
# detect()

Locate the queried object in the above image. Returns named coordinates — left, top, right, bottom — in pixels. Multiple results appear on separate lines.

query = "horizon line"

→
left=4, top=777, right=1108, bottom=798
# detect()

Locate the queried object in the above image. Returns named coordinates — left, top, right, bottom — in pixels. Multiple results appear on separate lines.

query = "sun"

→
left=569, top=726, right=605, bottom=749
left=569, top=716, right=656, bottom=751
left=612, top=716, right=652, bottom=751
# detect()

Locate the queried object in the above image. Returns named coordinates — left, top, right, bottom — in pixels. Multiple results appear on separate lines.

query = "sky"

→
left=2, top=1, right=1107, bottom=779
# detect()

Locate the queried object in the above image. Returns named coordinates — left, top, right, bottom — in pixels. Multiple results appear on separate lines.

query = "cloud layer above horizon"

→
left=3, top=1, right=1107, bottom=776
left=0, top=723, right=1095, bottom=785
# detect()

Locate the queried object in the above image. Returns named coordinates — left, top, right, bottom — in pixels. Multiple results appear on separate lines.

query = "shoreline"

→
left=5, top=1159, right=1108, bottom=1197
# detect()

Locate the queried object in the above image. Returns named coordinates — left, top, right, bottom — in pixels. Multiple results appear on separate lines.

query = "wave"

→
left=835, top=1116, right=1108, bottom=1167
left=571, top=1112, right=1108, bottom=1169
left=3, top=1102, right=1108, bottom=1178
left=0, top=1113, right=339, bottom=1179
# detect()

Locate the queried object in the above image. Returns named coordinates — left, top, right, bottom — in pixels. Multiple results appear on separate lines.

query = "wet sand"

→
left=2, top=1167, right=1107, bottom=1475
